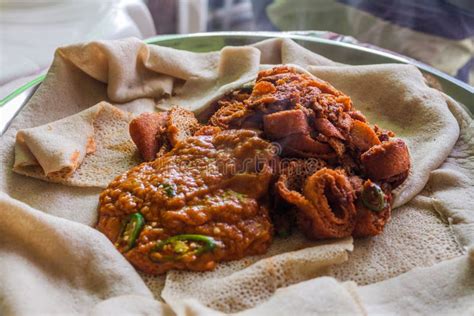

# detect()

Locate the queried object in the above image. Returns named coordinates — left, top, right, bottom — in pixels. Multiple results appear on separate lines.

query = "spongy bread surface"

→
left=0, top=37, right=471, bottom=315
left=328, top=198, right=463, bottom=285
left=162, top=236, right=353, bottom=313
left=13, top=102, right=140, bottom=187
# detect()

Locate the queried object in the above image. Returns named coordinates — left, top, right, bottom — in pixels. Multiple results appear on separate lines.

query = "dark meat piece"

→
left=361, top=139, right=410, bottom=183
left=129, top=107, right=200, bottom=161
left=279, top=134, right=335, bottom=158
left=313, top=118, right=344, bottom=140
left=129, top=112, right=168, bottom=161
left=349, top=120, right=381, bottom=153
left=263, top=109, right=310, bottom=140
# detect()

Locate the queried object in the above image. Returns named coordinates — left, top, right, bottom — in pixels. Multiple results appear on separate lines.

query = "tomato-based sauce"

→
left=97, top=130, right=276, bottom=274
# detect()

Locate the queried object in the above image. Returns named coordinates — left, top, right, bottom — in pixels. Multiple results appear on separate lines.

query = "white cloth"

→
left=0, top=0, right=156, bottom=99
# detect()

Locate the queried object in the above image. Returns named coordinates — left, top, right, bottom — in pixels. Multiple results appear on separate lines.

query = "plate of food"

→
left=0, top=33, right=472, bottom=315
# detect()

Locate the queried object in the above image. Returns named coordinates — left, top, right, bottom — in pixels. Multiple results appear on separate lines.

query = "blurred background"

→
left=1, top=0, right=473, bottom=99
left=149, top=0, right=473, bottom=84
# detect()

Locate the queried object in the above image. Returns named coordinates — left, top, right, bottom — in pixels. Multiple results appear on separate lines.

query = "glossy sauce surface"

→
left=97, top=130, right=275, bottom=274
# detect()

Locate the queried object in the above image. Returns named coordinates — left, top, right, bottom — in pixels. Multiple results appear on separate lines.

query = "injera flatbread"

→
left=0, top=37, right=472, bottom=315
left=13, top=102, right=140, bottom=187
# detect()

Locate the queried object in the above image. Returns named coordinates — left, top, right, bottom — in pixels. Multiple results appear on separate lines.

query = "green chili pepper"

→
left=149, top=234, right=217, bottom=262
left=117, top=213, right=144, bottom=252
left=160, top=183, right=175, bottom=197
left=361, top=181, right=387, bottom=212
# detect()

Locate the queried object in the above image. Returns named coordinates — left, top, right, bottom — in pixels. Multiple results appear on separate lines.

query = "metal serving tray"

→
left=1, top=31, right=472, bottom=135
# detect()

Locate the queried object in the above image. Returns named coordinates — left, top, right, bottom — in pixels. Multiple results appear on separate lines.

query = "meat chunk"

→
left=349, top=120, right=381, bottom=152
left=353, top=199, right=391, bottom=237
left=129, top=107, right=200, bottom=161
left=97, top=129, right=276, bottom=274
left=279, top=134, right=334, bottom=158
left=313, top=118, right=344, bottom=139
left=129, top=112, right=168, bottom=161
left=361, top=139, right=410, bottom=183
left=263, top=110, right=310, bottom=140
left=271, top=158, right=327, bottom=237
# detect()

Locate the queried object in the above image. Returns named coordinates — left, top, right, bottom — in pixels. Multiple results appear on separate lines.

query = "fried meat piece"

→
left=349, top=178, right=392, bottom=237
left=129, top=107, right=200, bottom=161
left=129, top=112, right=168, bottom=161
left=276, top=168, right=357, bottom=239
left=349, top=120, right=381, bottom=152
left=361, top=139, right=410, bottom=184
left=353, top=200, right=392, bottom=237
left=271, top=158, right=327, bottom=237
left=209, top=66, right=411, bottom=239
left=263, top=109, right=310, bottom=140
left=279, top=134, right=335, bottom=158
left=313, top=118, right=344, bottom=140
left=208, top=100, right=247, bottom=130
left=97, top=129, right=276, bottom=275
left=278, top=158, right=327, bottom=192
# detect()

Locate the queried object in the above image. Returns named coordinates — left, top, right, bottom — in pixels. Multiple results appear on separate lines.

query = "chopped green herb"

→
left=159, top=183, right=176, bottom=197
